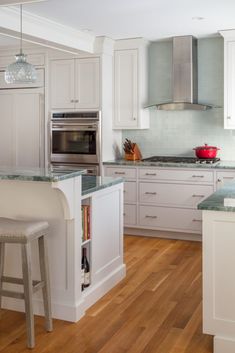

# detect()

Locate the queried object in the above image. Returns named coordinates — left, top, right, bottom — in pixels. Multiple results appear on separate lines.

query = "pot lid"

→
left=194, top=143, right=218, bottom=150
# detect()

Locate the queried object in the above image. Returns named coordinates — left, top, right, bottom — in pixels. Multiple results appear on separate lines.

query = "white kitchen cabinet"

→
left=0, top=89, right=44, bottom=168
left=113, top=39, right=149, bottom=129
left=50, top=57, right=100, bottom=110
left=220, top=31, right=235, bottom=129
left=216, top=170, right=235, bottom=189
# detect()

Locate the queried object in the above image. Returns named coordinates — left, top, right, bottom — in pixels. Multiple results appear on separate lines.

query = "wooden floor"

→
left=0, top=236, right=213, bottom=353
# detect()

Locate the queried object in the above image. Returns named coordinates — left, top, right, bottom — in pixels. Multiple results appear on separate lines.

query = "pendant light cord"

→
left=20, top=4, right=22, bottom=55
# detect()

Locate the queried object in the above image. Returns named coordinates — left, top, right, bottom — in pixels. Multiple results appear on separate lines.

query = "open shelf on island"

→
left=81, top=197, right=92, bottom=292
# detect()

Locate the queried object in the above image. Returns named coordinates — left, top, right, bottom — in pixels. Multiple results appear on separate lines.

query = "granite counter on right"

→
left=198, top=180, right=235, bottom=353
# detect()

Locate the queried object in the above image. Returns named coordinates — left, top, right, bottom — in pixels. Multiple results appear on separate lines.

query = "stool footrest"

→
left=1, top=276, right=45, bottom=293
left=1, top=289, right=24, bottom=299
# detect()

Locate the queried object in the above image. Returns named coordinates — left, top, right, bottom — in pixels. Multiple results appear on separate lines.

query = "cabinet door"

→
left=114, top=49, right=138, bottom=128
left=0, top=92, right=14, bottom=165
left=216, top=171, right=235, bottom=189
left=225, top=41, right=235, bottom=129
left=50, top=59, right=75, bottom=109
left=14, top=91, right=43, bottom=167
left=75, top=57, right=100, bottom=109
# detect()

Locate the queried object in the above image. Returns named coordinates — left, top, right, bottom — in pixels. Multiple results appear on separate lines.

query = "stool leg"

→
left=0, top=243, right=5, bottom=309
left=21, top=243, right=35, bottom=349
left=38, top=236, right=53, bottom=332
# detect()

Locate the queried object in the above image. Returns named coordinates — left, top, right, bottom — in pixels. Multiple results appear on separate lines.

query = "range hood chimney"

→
left=148, top=36, right=211, bottom=111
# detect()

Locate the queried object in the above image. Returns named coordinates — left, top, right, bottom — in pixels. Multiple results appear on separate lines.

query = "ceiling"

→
left=16, top=0, right=235, bottom=40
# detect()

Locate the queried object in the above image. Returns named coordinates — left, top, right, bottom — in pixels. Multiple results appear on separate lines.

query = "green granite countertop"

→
left=103, top=159, right=235, bottom=169
left=82, top=176, right=123, bottom=196
left=198, top=181, right=235, bottom=212
left=0, top=166, right=86, bottom=182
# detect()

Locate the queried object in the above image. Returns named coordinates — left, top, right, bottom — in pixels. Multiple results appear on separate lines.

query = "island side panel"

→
left=203, top=210, right=235, bottom=352
left=0, top=177, right=83, bottom=322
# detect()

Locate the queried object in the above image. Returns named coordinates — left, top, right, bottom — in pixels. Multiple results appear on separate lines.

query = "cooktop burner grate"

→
left=141, top=156, right=220, bottom=164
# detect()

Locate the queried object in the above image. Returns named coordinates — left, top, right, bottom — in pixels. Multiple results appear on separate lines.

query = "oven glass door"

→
left=52, top=130, right=97, bottom=155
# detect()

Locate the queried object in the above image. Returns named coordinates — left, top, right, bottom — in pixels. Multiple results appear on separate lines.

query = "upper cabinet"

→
left=113, top=39, right=150, bottom=129
left=220, top=31, right=235, bottom=129
left=50, top=57, right=100, bottom=110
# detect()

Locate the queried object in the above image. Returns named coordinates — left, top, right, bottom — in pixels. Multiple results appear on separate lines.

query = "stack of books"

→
left=81, top=205, right=91, bottom=242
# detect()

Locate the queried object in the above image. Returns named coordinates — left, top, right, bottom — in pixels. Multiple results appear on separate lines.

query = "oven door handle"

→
left=52, top=126, right=97, bottom=131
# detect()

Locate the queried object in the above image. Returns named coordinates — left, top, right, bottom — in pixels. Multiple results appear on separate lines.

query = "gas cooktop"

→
left=141, top=156, right=220, bottom=164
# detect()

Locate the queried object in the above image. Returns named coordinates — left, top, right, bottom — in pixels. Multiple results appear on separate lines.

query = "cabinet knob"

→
left=133, top=117, right=136, bottom=121
left=217, top=178, right=222, bottom=182
left=227, top=116, right=231, bottom=120
left=71, top=99, right=74, bottom=103
left=75, top=99, right=79, bottom=103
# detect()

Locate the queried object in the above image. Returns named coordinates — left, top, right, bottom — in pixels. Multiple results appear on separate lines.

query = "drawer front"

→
left=105, top=167, right=136, bottom=180
left=139, top=168, right=213, bottom=183
left=124, top=181, right=137, bottom=203
left=139, top=205, right=202, bottom=232
left=124, top=204, right=137, bottom=226
left=139, top=182, right=213, bottom=207
left=216, top=171, right=235, bottom=189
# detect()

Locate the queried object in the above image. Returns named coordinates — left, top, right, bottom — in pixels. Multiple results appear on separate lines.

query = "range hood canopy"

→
left=147, top=35, right=211, bottom=111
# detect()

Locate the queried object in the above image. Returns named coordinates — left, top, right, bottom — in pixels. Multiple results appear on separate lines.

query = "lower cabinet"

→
left=104, top=165, right=218, bottom=236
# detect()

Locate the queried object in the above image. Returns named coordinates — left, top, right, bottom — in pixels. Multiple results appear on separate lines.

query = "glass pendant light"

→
left=5, top=4, right=37, bottom=84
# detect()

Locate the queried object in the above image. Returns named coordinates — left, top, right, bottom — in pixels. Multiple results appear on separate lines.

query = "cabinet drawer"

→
left=139, top=168, right=213, bottom=183
left=105, top=167, right=136, bottom=180
left=124, top=181, right=137, bottom=203
left=124, top=204, right=137, bottom=226
left=139, top=182, right=213, bottom=208
left=139, top=205, right=202, bottom=233
left=216, top=171, right=235, bottom=189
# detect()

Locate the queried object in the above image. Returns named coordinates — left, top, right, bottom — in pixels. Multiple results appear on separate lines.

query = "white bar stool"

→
left=0, top=218, right=53, bottom=349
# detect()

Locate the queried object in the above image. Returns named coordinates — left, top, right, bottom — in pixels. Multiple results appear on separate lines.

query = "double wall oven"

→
left=50, top=111, right=101, bottom=175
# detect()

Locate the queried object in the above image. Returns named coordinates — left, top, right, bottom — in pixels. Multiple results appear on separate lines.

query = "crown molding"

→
left=0, top=7, right=95, bottom=53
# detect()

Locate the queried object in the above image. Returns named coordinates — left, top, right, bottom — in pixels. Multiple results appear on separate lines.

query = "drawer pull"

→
left=192, top=175, right=205, bottom=178
left=223, top=176, right=235, bottom=179
left=145, top=192, right=157, bottom=195
left=115, top=172, right=126, bottom=175
left=192, top=219, right=202, bottom=222
left=145, top=215, right=157, bottom=219
left=192, top=194, right=205, bottom=198
left=145, top=173, right=157, bottom=176
left=123, top=213, right=126, bottom=216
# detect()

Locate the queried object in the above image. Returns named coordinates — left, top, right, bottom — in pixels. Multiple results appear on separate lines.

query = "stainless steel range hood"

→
left=147, top=36, right=211, bottom=111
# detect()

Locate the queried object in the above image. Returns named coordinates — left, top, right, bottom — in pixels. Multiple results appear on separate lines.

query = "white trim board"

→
left=0, top=7, right=95, bottom=53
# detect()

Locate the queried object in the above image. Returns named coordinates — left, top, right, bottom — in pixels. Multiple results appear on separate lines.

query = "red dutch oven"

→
left=193, top=143, right=220, bottom=159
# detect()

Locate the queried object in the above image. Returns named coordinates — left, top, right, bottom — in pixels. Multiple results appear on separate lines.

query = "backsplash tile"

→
left=123, top=37, right=235, bottom=161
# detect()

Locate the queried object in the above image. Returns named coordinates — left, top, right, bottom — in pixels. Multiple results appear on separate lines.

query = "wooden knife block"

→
left=125, top=143, right=142, bottom=161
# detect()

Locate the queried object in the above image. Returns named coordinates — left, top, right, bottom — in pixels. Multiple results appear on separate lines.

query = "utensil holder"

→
left=124, top=144, right=142, bottom=161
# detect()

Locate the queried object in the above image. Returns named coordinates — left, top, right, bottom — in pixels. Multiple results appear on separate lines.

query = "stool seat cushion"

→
left=0, top=218, right=49, bottom=243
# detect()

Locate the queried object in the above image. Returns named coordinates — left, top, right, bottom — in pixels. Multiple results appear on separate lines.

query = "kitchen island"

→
left=198, top=182, right=235, bottom=353
left=0, top=168, right=125, bottom=322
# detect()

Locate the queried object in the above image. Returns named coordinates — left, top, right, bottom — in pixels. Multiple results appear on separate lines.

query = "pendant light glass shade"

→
left=4, top=5, right=37, bottom=84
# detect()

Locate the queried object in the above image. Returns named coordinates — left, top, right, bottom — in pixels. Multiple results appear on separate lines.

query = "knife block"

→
left=125, top=143, right=142, bottom=161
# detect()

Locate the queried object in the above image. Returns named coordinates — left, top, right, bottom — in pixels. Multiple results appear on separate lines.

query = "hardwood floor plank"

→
left=0, top=235, right=213, bottom=353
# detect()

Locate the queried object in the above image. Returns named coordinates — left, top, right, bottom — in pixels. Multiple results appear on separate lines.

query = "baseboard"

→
left=214, top=336, right=235, bottom=353
left=124, top=227, right=202, bottom=242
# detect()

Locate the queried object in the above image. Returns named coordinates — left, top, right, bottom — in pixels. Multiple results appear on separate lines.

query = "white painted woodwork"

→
left=202, top=209, right=235, bottom=352
left=0, top=177, right=125, bottom=322
left=124, top=204, right=137, bottom=226
left=50, top=57, right=100, bottom=110
left=75, top=57, right=100, bottom=109
left=0, top=89, right=44, bottom=167
left=50, top=59, right=75, bottom=110
left=124, top=181, right=137, bottom=203
left=0, top=68, right=44, bottom=89
left=216, top=170, right=235, bottom=189
left=139, top=182, right=213, bottom=207
left=105, top=167, right=136, bottom=179
left=114, top=49, right=138, bottom=128
left=139, top=205, right=202, bottom=233
left=0, top=7, right=95, bottom=54
left=139, top=168, right=214, bottom=183
left=220, top=31, right=235, bottom=129
left=113, top=39, right=149, bottom=129
left=104, top=165, right=216, bottom=237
